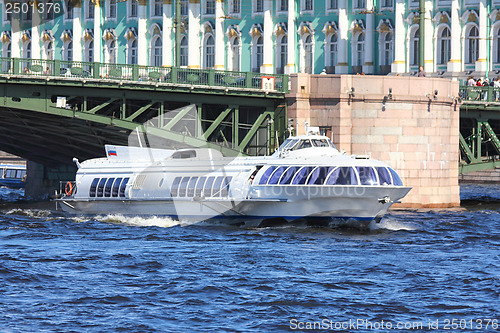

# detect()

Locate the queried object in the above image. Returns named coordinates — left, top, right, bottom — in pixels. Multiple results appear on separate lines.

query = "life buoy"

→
left=65, top=182, right=74, bottom=196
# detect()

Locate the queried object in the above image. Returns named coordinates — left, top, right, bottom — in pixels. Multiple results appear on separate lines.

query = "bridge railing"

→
left=0, top=57, right=289, bottom=93
left=459, top=85, right=500, bottom=103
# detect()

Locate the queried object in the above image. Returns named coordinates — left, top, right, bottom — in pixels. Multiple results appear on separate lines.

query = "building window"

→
left=438, top=27, right=451, bottom=65
left=109, top=0, right=117, bottom=18
left=255, top=0, right=264, bottom=12
left=152, top=37, right=162, bottom=66
left=411, top=27, right=419, bottom=66
left=328, top=33, right=338, bottom=68
left=45, top=41, right=54, bottom=60
left=328, top=0, right=338, bottom=9
left=303, top=0, right=313, bottom=11
left=129, top=0, right=137, bottom=17
left=354, top=0, right=366, bottom=9
left=85, top=40, right=94, bottom=62
left=254, top=36, right=264, bottom=72
left=230, top=37, right=240, bottom=71
left=206, top=0, right=215, bottom=14
left=23, top=41, right=31, bottom=59
left=153, top=0, right=162, bottom=17
left=87, top=0, right=94, bottom=19
left=108, top=40, right=117, bottom=63
left=497, top=27, right=500, bottom=63
left=23, top=6, right=32, bottom=20
left=303, top=35, right=313, bottom=73
left=128, top=39, right=137, bottom=64
left=204, top=35, right=215, bottom=68
left=180, top=36, right=188, bottom=66
left=276, top=35, right=287, bottom=74
left=64, top=41, right=73, bottom=61
left=279, top=0, right=288, bottom=11
left=382, top=32, right=393, bottom=66
left=466, top=25, right=479, bottom=64
left=381, top=0, right=393, bottom=7
left=46, top=0, right=54, bottom=20
left=66, top=0, right=74, bottom=19
left=354, top=33, right=365, bottom=66
left=230, top=0, right=241, bottom=13
left=181, top=0, right=188, bottom=16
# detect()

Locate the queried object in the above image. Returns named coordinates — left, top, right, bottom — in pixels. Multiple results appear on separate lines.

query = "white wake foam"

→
left=92, top=214, right=183, bottom=228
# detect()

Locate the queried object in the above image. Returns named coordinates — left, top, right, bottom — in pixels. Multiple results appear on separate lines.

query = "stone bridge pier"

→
left=286, top=74, right=460, bottom=208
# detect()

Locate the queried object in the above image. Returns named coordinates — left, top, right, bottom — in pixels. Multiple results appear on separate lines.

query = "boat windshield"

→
left=277, top=137, right=337, bottom=152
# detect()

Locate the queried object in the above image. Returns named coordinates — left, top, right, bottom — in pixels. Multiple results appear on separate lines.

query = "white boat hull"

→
left=58, top=186, right=411, bottom=229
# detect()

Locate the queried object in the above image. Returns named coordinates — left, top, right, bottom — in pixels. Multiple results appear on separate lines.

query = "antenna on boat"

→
left=72, top=158, right=81, bottom=169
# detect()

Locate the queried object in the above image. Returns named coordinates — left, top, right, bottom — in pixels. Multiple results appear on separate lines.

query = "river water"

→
left=0, top=184, right=499, bottom=332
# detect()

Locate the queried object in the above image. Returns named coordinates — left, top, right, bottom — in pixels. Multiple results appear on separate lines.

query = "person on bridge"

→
left=418, top=66, right=426, bottom=77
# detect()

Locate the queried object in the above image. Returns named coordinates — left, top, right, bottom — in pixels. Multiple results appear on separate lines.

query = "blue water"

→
left=0, top=185, right=499, bottom=332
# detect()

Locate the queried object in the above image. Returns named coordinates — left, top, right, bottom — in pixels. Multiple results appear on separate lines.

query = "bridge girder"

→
left=0, top=76, right=286, bottom=166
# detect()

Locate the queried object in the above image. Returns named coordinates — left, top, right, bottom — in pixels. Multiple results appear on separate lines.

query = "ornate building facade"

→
left=0, top=0, right=499, bottom=77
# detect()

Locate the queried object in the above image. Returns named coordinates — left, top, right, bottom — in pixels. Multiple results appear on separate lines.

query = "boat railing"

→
left=60, top=181, right=77, bottom=197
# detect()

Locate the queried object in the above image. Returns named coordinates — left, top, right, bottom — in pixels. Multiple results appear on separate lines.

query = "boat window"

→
left=220, top=176, right=232, bottom=197
left=293, top=139, right=312, bottom=150
left=284, top=139, right=299, bottom=150
left=259, top=166, right=276, bottom=185
left=104, top=178, right=114, bottom=197
left=172, top=150, right=196, bottom=159
left=203, top=177, right=215, bottom=197
left=307, top=167, right=332, bottom=185
left=119, top=178, right=129, bottom=197
left=195, top=177, right=207, bottom=197
left=311, top=139, right=330, bottom=148
left=187, top=177, right=198, bottom=197
left=376, top=167, right=392, bottom=185
left=212, top=176, right=224, bottom=197
left=16, top=170, right=26, bottom=178
left=5, top=169, right=17, bottom=178
left=112, top=178, right=122, bottom=197
left=357, top=167, right=378, bottom=186
left=170, top=177, right=181, bottom=197
left=328, top=139, right=337, bottom=149
left=279, top=139, right=292, bottom=150
left=389, top=168, right=403, bottom=186
left=96, top=178, right=107, bottom=197
left=291, top=167, right=314, bottom=185
left=89, top=178, right=99, bottom=197
left=326, top=167, right=358, bottom=185
left=267, top=166, right=287, bottom=185
left=178, top=177, right=190, bottom=197
left=279, top=166, right=300, bottom=184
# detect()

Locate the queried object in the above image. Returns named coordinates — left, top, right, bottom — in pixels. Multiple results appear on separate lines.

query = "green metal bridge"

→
left=460, top=85, right=500, bottom=173
left=0, top=57, right=288, bottom=167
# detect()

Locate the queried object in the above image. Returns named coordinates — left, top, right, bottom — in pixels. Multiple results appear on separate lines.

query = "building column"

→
left=11, top=15, right=21, bottom=58
left=447, top=0, right=461, bottom=73
left=163, top=0, right=173, bottom=66
left=260, top=0, right=273, bottom=74
left=476, top=0, right=488, bottom=73
left=138, top=0, right=148, bottom=65
left=188, top=0, right=201, bottom=69
left=73, top=3, right=82, bottom=61
left=391, top=0, right=406, bottom=73
left=363, top=0, right=374, bottom=74
left=335, top=0, right=348, bottom=74
left=31, top=5, right=41, bottom=58
left=214, top=0, right=225, bottom=69
left=93, top=0, right=102, bottom=63
left=423, top=0, right=434, bottom=74
left=284, top=0, right=296, bottom=74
